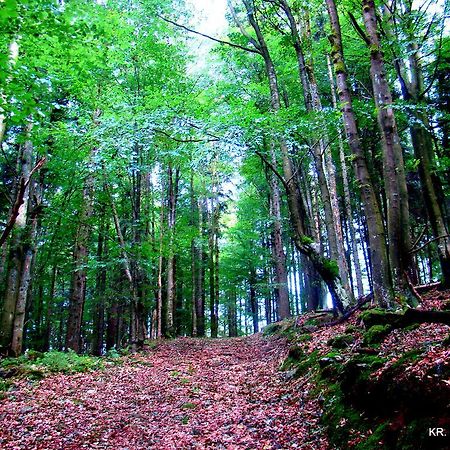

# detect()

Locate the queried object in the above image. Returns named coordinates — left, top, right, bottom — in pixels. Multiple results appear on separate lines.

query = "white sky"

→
left=185, top=0, right=228, bottom=73
left=189, top=0, right=228, bottom=35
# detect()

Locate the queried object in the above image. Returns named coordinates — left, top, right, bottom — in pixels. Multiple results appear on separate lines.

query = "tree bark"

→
left=362, top=0, right=414, bottom=294
left=65, top=178, right=93, bottom=353
left=235, top=0, right=352, bottom=312
left=0, top=132, right=33, bottom=355
left=325, top=0, right=393, bottom=307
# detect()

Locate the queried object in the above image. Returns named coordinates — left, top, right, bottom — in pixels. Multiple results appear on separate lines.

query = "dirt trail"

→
left=0, top=335, right=326, bottom=449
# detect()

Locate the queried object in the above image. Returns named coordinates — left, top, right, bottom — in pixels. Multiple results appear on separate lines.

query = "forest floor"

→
left=1, top=287, right=449, bottom=450
left=0, top=334, right=326, bottom=449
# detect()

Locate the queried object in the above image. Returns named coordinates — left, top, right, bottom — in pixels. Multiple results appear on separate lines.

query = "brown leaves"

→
left=0, top=336, right=326, bottom=449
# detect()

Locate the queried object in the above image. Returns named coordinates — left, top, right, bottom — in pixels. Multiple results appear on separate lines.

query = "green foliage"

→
left=33, top=350, right=104, bottom=374
left=1, top=350, right=104, bottom=375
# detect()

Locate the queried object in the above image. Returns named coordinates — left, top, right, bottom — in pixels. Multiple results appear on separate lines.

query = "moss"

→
left=390, top=349, right=423, bottom=369
left=369, top=43, right=380, bottom=55
left=443, top=333, right=450, bottom=346
left=356, top=423, right=389, bottom=449
left=363, top=325, right=392, bottom=345
left=321, top=258, right=340, bottom=280
left=327, top=334, right=355, bottom=349
left=281, top=348, right=319, bottom=378
left=345, top=324, right=359, bottom=334
left=262, top=323, right=282, bottom=336
left=334, top=61, right=346, bottom=74
left=296, top=333, right=312, bottom=342
left=300, top=235, right=314, bottom=245
left=181, top=402, right=196, bottom=409
left=360, top=308, right=394, bottom=328
left=403, top=323, right=420, bottom=332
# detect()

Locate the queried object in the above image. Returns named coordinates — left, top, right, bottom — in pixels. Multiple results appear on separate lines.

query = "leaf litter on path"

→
left=0, top=335, right=327, bottom=449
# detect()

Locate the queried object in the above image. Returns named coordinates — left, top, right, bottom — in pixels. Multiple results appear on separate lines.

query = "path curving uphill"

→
left=0, top=335, right=326, bottom=449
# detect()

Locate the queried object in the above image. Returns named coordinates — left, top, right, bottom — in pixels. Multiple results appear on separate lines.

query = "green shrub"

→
left=36, top=350, right=104, bottom=373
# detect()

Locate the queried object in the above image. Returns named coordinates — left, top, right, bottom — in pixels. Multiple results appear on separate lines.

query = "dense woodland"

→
left=0, top=0, right=449, bottom=358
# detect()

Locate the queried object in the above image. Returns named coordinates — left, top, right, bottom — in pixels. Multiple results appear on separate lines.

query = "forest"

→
left=0, top=0, right=449, bottom=448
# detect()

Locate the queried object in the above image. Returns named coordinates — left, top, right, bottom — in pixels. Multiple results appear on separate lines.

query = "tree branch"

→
left=410, top=234, right=450, bottom=254
left=255, top=150, right=288, bottom=189
left=0, top=157, right=46, bottom=247
left=157, top=14, right=261, bottom=54
left=154, top=128, right=219, bottom=143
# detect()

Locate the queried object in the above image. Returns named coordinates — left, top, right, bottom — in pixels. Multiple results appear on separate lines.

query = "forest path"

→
left=0, top=335, right=325, bottom=449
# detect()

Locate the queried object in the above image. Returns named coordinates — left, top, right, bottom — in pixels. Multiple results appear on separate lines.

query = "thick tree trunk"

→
left=325, top=0, right=393, bottom=307
left=362, top=0, right=414, bottom=294
left=383, top=4, right=450, bottom=287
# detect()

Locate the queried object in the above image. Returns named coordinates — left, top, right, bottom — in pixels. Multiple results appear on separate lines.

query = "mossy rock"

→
left=327, top=334, right=356, bottom=349
left=296, top=333, right=312, bottom=342
left=360, top=308, right=393, bottom=328
left=345, top=324, right=359, bottom=334
left=363, top=325, right=392, bottom=345
left=281, top=348, right=318, bottom=378
left=443, top=334, right=450, bottom=346
left=262, top=323, right=282, bottom=336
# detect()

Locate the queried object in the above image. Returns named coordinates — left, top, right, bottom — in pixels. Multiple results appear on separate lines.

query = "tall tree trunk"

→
left=0, top=132, right=33, bottom=355
left=326, top=54, right=364, bottom=297
left=383, top=3, right=450, bottom=286
left=165, top=164, right=179, bottom=337
left=228, top=287, right=238, bottom=337
left=10, top=172, right=42, bottom=356
left=279, top=0, right=352, bottom=298
left=65, top=178, right=93, bottom=353
left=325, top=0, right=393, bottom=307
left=91, top=211, right=107, bottom=356
left=268, top=162, right=291, bottom=319
left=249, top=266, right=258, bottom=333
left=234, top=0, right=352, bottom=312
left=362, top=0, right=414, bottom=294
left=209, top=195, right=218, bottom=337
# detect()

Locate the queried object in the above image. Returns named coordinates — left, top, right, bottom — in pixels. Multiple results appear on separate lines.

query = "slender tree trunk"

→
left=268, top=145, right=291, bottom=319
left=65, top=179, right=93, bottom=353
left=228, top=287, right=238, bottom=337
left=165, top=164, right=179, bottom=337
left=0, top=132, right=33, bottom=355
left=195, top=197, right=206, bottom=337
left=249, top=266, right=258, bottom=333
left=92, top=212, right=107, bottom=356
left=10, top=173, right=42, bottom=356
left=209, top=196, right=218, bottom=337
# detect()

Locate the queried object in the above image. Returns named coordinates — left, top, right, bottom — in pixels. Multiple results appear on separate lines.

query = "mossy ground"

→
left=271, top=290, right=450, bottom=449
